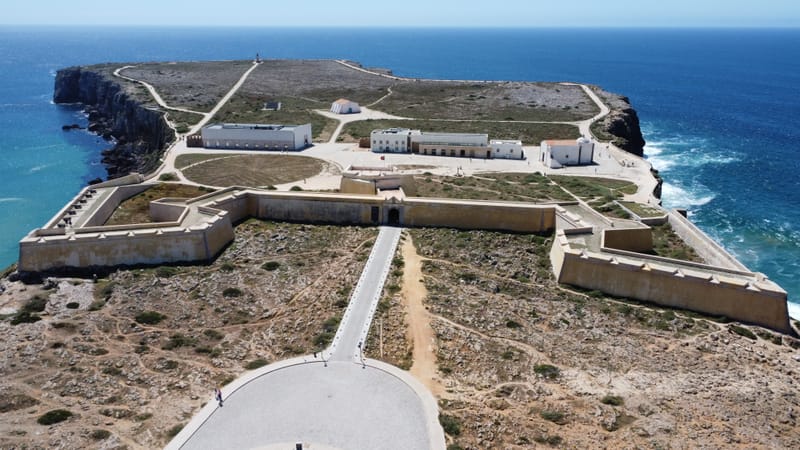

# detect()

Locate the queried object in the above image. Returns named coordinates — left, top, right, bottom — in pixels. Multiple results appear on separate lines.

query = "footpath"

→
left=168, top=226, right=444, bottom=450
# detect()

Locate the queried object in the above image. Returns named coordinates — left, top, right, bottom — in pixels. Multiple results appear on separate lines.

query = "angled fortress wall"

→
left=550, top=231, right=790, bottom=333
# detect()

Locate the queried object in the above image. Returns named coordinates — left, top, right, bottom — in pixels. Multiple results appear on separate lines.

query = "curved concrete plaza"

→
left=174, top=359, right=437, bottom=450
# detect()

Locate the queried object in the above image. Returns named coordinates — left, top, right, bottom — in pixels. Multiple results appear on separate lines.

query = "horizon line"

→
left=2, top=24, right=799, bottom=30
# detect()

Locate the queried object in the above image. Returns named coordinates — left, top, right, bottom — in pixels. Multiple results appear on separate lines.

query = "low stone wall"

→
left=340, top=177, right=377, bottom=195
left=550, top=231, right=790, bottom=333
left=602, top=227, right=653, bottom=253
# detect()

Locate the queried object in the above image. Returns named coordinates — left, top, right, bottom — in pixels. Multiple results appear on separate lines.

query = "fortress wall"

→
left=402, top=200, right=555, bottom=233
left=256, top=195, right=379, bottom=225
left=150, top=201, right=189, bottom=222
left=340, top=178, right=377, bottom=196
left=553, top=243, right=790, bottom=333
left=205, top=193, right=257, bottom=223
left=79, top=185, right=152, bottom=227
left=19, top=211, right=234, bottom=272
left=602, top=227, right=653, bottom=253
left=197, top=210, right=236, bottom=257
left=668, top=210, right=749, bottom=271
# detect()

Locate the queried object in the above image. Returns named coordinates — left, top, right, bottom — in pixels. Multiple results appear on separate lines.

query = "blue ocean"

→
left=1, top=27, right=798, bottom=315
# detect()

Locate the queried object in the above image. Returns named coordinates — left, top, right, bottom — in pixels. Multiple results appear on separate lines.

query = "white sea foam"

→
left=661, top=183, right=715, bottom=209
left=28, top=164, right=52, bottom=173
left=0, top=197, right=23, bottom=203
left=788, top=302, right=800, bottom=322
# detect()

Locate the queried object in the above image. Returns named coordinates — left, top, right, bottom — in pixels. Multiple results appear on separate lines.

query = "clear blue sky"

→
left=2, top=0, right=799, bottom=27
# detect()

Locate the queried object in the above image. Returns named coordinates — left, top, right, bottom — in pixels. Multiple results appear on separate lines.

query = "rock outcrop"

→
left=590, top=88, right=646, bottom=157
left=54, top=67, right=174, bottom=178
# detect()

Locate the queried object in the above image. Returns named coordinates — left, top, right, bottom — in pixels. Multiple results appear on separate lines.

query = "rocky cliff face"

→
left=54, top=67, right=174, bottom=178
left=595, top=96, right=646, bottom=157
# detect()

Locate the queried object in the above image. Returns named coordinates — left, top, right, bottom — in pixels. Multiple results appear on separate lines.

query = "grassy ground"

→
left=377, top=81, right=598, bottom=122
left=340, top=119, right=580, bottom=145
left=413, top=172, right=573, bottom=203
left=105, top=184, right=213, bottom=225
left=650, top=223, right=704, bottom=262
left=180, top=154, right=335, bottom=188
left=210, top=94, right=337, bottom=142
left=117, top=61, right=255, bottom=112
left=618, top=201, right=666, bottom=218
left=550, top=175, right=638, bottom=219
left=167, top=110, right=205, bottom=128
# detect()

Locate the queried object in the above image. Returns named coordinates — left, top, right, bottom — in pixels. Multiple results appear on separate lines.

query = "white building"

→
left=330, top=98, right=361, bottom=114
left=411, top=132, right=489, bottom=158
left=370, top=128, right=421, bottom=153
left=201, top=123, right=312, bottom=151
left=541, top=137, right=594, bottom=168
left=489, top=139, right=525, bottom=160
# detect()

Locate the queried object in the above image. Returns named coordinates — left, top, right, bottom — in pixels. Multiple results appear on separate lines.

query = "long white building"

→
left=541, top=137, right=594, bottom=168
left=201, top=123, right=312, bottom=151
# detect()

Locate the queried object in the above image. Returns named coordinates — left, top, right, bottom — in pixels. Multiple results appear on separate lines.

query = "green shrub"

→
left=66, top=302, right=79, bottom=309
left=220, top=262, right=235, bottom=272
left=23, top=295, right=47, bottom=313
left=155, top=266, right=178, bottom=278
left=135, top=311, right=166, bottom=325
left=313, top=332, right=334, bottom=348
left=601, top=395, right=624, bottom=406
left=534, top=364, right=560, bottom=379
left=222, top=287, right=243, bottom=297
left=167, top=423, right=184, bottom=438
left=159, top=172, right=178, bottom=182
left=322, top=316, right=341, bottom=333
left=88, top=300, right=106, bottom=311
left=439, top=414, right=461, bottom=436
left=540, top=410, right=566, bottom=424
left=37, top=409, right=73, bottom=425
left=505, top=320, right=522, bottom=329
left=203, top=329, right=224, bottom=340
left=90, top=429, right=111, bottom=440
left=162, top=334, right=197, bottom=350
left=261, top=261, right=280, bottom=271
left=289, top=185, right=303, bottom=191
left=729, top=324, right=757, bottom=340
left=245, top=358, right=269, bottom=370
left=10, top=311, right=41, bottom=325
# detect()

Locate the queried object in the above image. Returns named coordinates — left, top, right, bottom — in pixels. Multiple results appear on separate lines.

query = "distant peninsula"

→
left=53, top=59, right=645, bottom=180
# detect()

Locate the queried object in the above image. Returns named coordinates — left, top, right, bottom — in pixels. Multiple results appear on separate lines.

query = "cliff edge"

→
left=54, top=67, right=174, bottom=178
left=591, top=90, right=646, bottom=157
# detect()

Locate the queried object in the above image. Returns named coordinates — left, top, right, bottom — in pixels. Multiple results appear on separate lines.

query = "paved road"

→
left=177, top=361, right=432, bottom=450
left=327, top=226, right=402, bottom=362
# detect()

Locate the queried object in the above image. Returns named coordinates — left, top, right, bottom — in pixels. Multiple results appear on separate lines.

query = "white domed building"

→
left=540, top=136, right=595, bottom=168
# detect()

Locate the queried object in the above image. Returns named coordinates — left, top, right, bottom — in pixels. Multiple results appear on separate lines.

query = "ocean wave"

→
left=28, top=164, right=53, bottom=173
left=661, top=182, right=715, bottom=209
left=0, top=197, right=23, bottom=203
left=787, top=302, right=800, bottom=321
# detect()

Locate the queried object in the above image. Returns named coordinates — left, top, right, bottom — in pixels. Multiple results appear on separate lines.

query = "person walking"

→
left=215, top=387, right=223, bottom=407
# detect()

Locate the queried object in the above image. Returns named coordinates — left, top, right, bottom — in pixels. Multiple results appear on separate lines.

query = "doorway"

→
left=388, top=208, right=400, bottom=225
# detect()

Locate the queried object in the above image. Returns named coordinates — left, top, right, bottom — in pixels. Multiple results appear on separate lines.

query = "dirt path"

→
left=400, top=235, right=444, bottom=396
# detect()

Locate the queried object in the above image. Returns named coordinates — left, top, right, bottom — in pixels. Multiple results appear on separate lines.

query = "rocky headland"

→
left=54, top=67, right=174, bottom=179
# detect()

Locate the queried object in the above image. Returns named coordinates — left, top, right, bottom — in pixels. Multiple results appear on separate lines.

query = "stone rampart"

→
left=667, top=210, right=748, bottom=271
left=550, top=231, right=790, bottom=333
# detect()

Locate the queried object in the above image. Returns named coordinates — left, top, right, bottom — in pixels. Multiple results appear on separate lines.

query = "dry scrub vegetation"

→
left=370, top=227, right=800, bottom=449
left=0, top=220, right=376, bottom=449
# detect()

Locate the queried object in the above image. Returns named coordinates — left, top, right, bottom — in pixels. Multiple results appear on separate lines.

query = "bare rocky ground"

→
left=375, top=228, right=800, bottom=449
left=0, top=221, right=376, bottom=449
